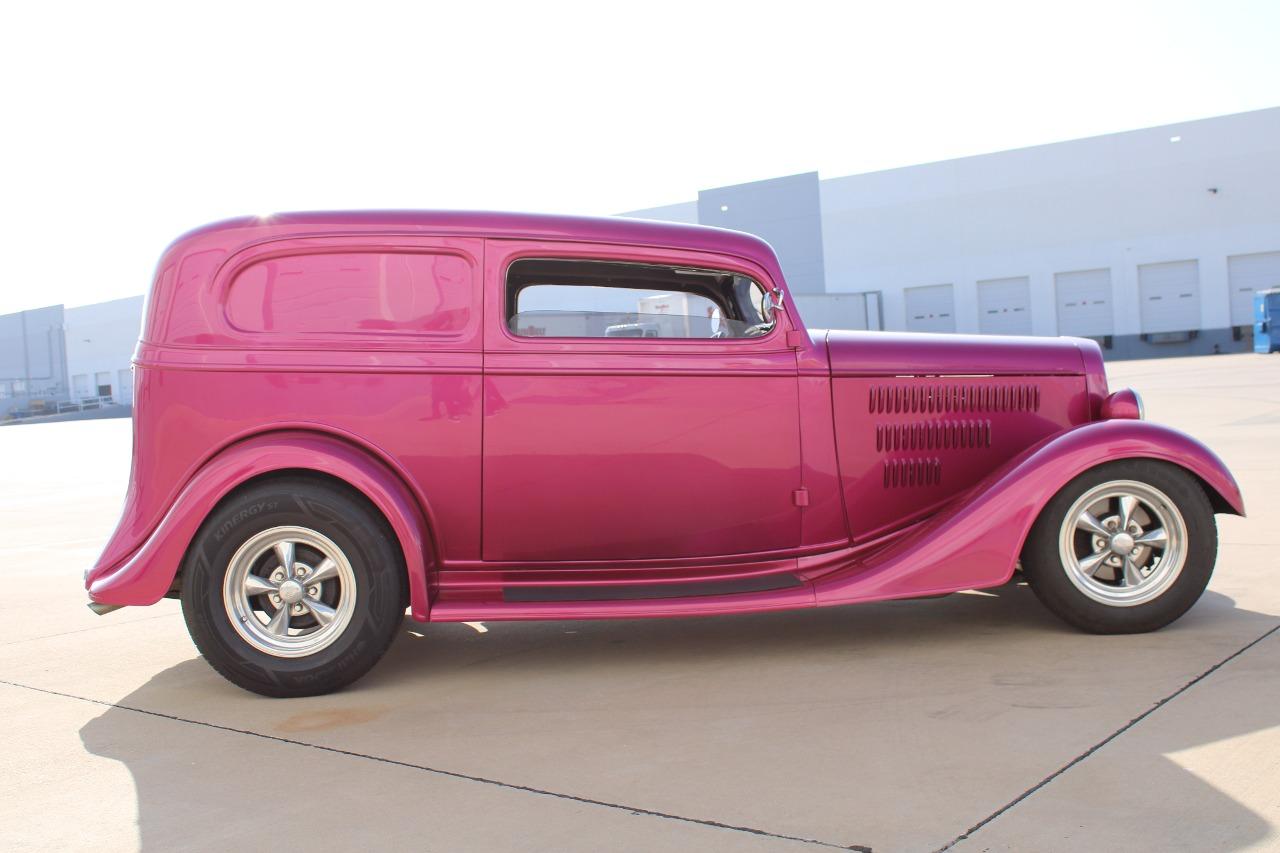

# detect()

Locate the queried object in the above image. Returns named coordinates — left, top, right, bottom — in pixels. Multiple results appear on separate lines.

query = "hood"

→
left=822, top=329, right=1096, bottom=377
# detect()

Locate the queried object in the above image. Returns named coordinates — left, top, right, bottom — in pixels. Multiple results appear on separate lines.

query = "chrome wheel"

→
left=222, top=525, right=357, bottom=658
left=1058, top=480, right=1187, bottom=607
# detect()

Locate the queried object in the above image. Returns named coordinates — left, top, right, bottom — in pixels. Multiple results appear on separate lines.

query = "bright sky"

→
left=2, top=0, right=1277, bottom=314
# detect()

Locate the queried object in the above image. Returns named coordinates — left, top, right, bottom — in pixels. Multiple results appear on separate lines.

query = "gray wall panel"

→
left=697, top=172, right=826, bottom=294
left=0, top=305, right=65, bottom=383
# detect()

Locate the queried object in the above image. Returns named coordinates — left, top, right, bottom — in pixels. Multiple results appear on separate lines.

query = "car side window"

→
left=226, top=251, right=473, bottom=336
left=507, top=259, right=775, bottom=339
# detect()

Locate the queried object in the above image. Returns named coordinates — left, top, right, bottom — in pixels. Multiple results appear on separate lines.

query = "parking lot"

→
left=1, top=352, right=1277, bottom=852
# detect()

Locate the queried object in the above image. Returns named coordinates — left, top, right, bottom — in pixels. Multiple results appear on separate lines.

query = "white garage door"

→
left=904, top=284, right=955, bottom=333
left=1055, top=268, right=1114, bottom=336
left=1228, top=251, right=1280, bottom=327
left=1138, top=260, right=1200, bottom=334
left=977, top=277, right=1032, bottom=335
left=117, top=368, right=133, bottom=404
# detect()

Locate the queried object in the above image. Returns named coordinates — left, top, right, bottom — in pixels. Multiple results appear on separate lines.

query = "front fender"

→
left=86, top=431, right=435, bottom=620
left=810, top=419, right=1243, bottom=606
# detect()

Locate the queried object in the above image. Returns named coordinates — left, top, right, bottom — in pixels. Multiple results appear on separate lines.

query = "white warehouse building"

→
left=1, top=106, right=1276, bottom=419
left=65, top=295, right=145, bottom=406
left=625, top=107, right=1280, bottom=358
left=0, top=296, right=143, bottom=418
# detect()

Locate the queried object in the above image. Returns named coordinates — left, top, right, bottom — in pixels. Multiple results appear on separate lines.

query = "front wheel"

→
left=180, top=478, right=407, bottom=697
left=1022, top=460, right=1217, bottom=634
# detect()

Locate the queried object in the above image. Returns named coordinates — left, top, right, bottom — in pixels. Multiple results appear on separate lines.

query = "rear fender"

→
left=87, top=431, right=435, bottom=620
left=810, top=419, right=1243, bottom=606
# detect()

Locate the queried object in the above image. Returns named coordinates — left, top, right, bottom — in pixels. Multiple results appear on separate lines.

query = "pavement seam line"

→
left=0, top=678, right=870, bottom=852
left=0, top=612, right=179, bottom=648
left=934, top=620, right=1280, bottom=852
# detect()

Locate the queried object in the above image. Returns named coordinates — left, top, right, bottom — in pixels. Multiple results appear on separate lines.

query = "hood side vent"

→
left=882, top=457, right=942, bottom=489
left=876, top=419, right=993, bottom=452
left=838, top=373, right=1085, bottom=535
left=869, top=382, right=1041, bottom=415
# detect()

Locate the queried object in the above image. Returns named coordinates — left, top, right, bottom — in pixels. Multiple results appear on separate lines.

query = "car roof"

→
left=169, top=210, right=779, bottom=268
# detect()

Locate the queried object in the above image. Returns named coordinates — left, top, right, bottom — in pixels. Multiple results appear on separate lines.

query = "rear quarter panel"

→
left=91, top=234, right=486, bottom=588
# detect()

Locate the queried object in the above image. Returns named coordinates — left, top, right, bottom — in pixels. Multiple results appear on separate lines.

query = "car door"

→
left=481, top=239, right=803, bottom=564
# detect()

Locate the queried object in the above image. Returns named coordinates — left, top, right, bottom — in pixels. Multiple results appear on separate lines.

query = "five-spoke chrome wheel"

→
left=222, top=525, right=358, bottom=658
left=1058, top=480, right=1187, bottom=607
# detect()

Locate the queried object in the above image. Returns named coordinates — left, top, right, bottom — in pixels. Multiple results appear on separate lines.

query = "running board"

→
left=503, top=572, right=802, bottom=602
left=429, top=579, right=815, bottom=622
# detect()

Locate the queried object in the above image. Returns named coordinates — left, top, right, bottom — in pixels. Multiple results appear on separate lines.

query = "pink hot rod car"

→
left=87, top=212, right=1243, bottom=696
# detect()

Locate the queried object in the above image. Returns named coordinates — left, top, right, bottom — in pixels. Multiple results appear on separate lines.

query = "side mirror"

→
left=761, top=290, right=784, bottom=322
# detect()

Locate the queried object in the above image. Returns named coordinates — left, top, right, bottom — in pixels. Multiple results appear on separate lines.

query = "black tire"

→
left=180, top=477, right=407, bottom=697
left=1022, top=459, right=1217, bottom=634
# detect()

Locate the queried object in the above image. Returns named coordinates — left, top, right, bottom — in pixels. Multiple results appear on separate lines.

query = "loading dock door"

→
left=977, top=277, right=1032, bottom=335
left=1055, top=268, right=1113, bottom=337
left=904, top=284, right=955, bottom=332
left=1138, top=260, right=1200, bottom=334
left=1228, top=251, right=1280, bottom=327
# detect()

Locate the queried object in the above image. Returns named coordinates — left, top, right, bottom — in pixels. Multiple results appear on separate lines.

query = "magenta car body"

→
left=86, top=211, right=1244, bottom=695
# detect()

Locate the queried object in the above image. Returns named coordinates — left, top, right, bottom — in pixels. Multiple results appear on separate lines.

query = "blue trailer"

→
left=1257, top=288, right=1280, bottom=353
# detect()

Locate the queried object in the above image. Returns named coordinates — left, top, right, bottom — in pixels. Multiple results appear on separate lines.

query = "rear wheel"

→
left=1022, top=460, right=1217, bottom=634
left=180, top=478, right=406, bottom=697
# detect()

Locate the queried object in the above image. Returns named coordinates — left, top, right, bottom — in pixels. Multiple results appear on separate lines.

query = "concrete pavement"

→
left=1, top=353, right=1277, bottom=852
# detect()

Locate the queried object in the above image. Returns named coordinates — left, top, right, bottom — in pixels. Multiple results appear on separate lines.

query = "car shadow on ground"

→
left=79, top=582, right=1279, bottom=852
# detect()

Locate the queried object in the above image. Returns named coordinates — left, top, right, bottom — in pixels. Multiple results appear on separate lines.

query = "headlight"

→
left=1101, top=388, right=1144, bottom=420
